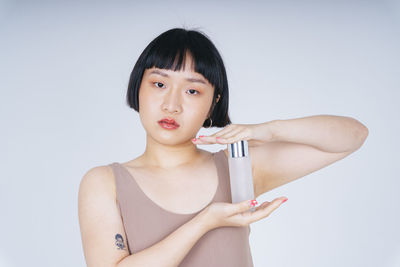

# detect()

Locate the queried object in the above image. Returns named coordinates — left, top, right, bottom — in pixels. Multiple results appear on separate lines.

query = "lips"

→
left=158, top=118, right=180, bottom=127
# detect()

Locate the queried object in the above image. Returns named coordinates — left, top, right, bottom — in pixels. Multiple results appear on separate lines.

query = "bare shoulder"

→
left=78, top=164, right=129, bottom=266
left=78, top=164, right=116, bottom=200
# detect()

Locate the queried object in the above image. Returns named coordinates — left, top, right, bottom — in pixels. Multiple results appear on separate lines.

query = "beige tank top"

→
left=109, top=149, right=254, bottom=266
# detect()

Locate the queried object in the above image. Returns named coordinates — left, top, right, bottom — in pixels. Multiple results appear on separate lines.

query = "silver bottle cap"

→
left=227, top=140, right=249, bottom=158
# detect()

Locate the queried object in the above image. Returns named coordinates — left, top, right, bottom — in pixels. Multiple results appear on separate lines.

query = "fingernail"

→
left=192, top=138, right=197, bottom=141
left=281, top=198, right=288, bottom=204
left=216, top=137, right=221, bottom=139
left=249, top=199, right=258, bottom=206
left=199, top=135, right=205, bottom=138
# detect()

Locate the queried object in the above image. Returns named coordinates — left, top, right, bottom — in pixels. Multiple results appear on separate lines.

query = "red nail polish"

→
left=250, top=199, right=258, bottom=206
left=281, top=198, right=288, bottom=203
left=199, top=135, right=205, bottom=138
left=192, top=138, right=196, bottom=141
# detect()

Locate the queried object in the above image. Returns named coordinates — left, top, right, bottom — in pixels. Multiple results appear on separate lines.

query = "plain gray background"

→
left=1, top=0, right=399, bottom=266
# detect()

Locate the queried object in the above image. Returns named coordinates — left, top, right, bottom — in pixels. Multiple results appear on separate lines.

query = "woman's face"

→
left=138, top=59, right=217, bottom=145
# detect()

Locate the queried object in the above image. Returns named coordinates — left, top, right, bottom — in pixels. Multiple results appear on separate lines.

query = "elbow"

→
left=354, top=123, right=369, bottom=150
left=359, top=123, right=369, bottom=142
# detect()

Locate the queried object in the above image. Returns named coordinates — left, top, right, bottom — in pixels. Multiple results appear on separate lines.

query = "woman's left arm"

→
left=194, top=114, right=369, bottom=197
left=253, top=114, right=369, bottom=152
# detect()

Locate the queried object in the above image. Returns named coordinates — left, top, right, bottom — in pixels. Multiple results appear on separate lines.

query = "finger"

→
left=217, top=127, right=242, bottom=139
left=246, top=197, right=287, bottom=223
left=192, top=136, right=217, bottom=144
left=194, top=136, right=217, bottom=145
left=227, top=199, right=258, bottom=215
left=192, top=138, right=203, bottom=144
left=198, top=134, right=229, bottom=143
left=217, top=132, right=250, bottom=144
left=197, top=125, right=239, bottom=143
left=229, top=197, right=287, bottom=224
left=230, top=200, right=268, bottom=218
left=209, top=125, right=236, bottom=138
left=197, top=135, right=217, bottom=142
left=254, top=201, right=271, bottom=211
left=239, top=201, right=271, bottom=217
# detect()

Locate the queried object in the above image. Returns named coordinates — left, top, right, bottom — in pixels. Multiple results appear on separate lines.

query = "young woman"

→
left=78, top=28, right=369, bottom=267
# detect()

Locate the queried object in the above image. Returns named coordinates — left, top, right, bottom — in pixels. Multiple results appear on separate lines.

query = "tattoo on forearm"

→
left=115, top=233, right=127, bottom=250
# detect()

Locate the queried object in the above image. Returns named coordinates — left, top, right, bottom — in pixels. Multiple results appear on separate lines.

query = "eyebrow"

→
left=148, top=70, right=207, bottom=85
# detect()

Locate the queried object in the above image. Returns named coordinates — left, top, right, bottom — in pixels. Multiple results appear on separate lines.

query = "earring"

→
left=205, top=117, right=213, bottom=128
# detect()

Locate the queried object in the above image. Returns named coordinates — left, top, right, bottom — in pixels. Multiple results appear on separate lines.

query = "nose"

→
left=161, top=89, right=182, bottom=114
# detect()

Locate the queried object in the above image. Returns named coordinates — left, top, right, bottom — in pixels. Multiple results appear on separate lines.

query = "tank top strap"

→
left=108, top=162, right=145, bottom=206
left=109, top=162, right=132, bottom=196
left=108, top=162, right=136, bottom=254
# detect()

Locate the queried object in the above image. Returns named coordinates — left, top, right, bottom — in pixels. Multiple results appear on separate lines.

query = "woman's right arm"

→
left=78, top=165, right=211, bottom=267
left=117, top=211, right=208, bottom=267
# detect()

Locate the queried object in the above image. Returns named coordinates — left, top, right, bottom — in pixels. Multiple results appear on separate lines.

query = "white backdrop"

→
left=1, top=0, right=399, bottom=266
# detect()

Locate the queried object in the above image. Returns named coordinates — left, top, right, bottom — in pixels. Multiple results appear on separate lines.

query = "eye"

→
left=153, top=82, right=165, bottom=88
left=187, top=89, right=199, bottom=95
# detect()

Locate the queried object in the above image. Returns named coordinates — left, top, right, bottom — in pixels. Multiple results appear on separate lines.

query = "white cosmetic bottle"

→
left=227, top=140, right=255, bottom=212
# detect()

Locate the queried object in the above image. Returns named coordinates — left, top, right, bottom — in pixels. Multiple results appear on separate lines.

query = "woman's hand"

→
left=198, top=196, right=288, bottom=231
left=192, top=122, right=276, bottom=147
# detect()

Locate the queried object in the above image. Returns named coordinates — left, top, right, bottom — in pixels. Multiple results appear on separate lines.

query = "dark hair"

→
left=126, top=27, right=232, bottom=128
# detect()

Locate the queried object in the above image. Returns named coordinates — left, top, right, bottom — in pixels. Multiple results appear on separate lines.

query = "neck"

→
left=141, top=134, right=205, bottom=170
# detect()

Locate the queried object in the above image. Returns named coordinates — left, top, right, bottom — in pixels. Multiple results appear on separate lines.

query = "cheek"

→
left=139, top=90, right=158, bottom=122
left=140, top=87, right=159, bottom=108
left=183, top=101, right=210, bottom=122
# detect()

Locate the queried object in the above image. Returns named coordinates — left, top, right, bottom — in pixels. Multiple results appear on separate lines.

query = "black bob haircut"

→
left=126, top=27, right=232, bottom=128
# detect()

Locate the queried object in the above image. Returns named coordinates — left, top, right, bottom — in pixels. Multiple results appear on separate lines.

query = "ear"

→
left=216, top=94, right=221, bottom=103
left=207, top=94, right=221, bottom=117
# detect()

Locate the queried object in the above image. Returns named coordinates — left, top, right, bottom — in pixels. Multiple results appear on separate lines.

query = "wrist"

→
left=194, top=209, right=212, bottom=234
